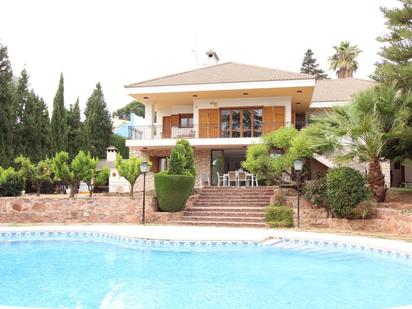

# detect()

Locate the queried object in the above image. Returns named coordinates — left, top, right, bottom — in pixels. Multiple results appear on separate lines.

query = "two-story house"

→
left=124, top=58, right=407, bottom=189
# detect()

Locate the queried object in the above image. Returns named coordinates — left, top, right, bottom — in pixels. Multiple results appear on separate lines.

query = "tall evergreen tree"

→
left=84, top=83, right=112, bottom=158
left=0, top=44, right=15, bottom=167
left=13, top=69, right=30, bottom=157
left=372, top=0, right=412, bottom=92
left=67, top=98, right=83, bottom=159
left=51, top=73, right=67, bottom=154
left=24, top=92, right=51, bottom=162
left=300, top=49, right=328, bottom=79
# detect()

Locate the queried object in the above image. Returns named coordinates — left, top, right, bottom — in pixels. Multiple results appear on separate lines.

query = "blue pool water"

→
left=0, top=237, right=412, bottom=309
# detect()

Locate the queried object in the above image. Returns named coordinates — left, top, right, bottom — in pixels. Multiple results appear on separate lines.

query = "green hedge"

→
left=265, top=205, right=293, bottom=228
left=327, top=167, right=367, bottom=218
left=0, top=168, right=24, bottom=197
left=155, top=173, right=195, bottom=212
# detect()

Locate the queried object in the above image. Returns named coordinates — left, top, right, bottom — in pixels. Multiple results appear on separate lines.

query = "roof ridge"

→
left=230, top=61, right=315, bottom=79
left=125, top=62, right=233, bottom=88
left=317, top=78, right=375, bottom=82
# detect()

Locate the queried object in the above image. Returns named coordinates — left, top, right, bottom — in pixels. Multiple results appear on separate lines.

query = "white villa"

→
left=120, top=54, right=411, bottom=190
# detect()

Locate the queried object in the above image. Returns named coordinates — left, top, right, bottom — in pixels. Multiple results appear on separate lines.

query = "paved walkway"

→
left=1, top=224, right=412, bottom=254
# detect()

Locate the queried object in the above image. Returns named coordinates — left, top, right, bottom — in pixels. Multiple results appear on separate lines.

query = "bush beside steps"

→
left=265, top=205, right=293, bottom=228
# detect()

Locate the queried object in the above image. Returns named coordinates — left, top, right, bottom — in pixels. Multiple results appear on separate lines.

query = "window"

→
left=220, top=108, right=262, bottom=138
left=179, top=114, right=193, bottom=128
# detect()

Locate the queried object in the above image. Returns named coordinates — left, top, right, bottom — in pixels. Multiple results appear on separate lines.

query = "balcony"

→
left=128, top=122, right=306, bottom=140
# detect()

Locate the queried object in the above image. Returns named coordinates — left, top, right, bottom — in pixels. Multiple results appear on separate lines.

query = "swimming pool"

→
left=0, top=231, right=411, bottom=309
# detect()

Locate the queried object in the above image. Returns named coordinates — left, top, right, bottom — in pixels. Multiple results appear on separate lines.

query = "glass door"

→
left=211, top=150, right=224, bottom=186
left=220, top=108, right=263, bottom=138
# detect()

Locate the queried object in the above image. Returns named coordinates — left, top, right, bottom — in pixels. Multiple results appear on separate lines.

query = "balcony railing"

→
left=128, top=122, right=306, bottom=140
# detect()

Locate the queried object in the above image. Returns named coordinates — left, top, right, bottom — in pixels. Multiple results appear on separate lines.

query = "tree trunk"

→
left=130, top=183, right=134, bottom=199
left=69, top=181, right=78, bottom=198
left=368, top=157, right=387, bottom=202
left=35, top=182, right=41, bottom=196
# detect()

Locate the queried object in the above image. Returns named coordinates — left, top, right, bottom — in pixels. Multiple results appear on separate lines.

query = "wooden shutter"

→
left=162, top=116, right=171, bottom=138
left=171, top=114, right=179, bottom=127
left=263, top=106, right=285, bottom=133
left=199, top=109, right=219, bottom=138
left=149, top=156, right=159, bottom=173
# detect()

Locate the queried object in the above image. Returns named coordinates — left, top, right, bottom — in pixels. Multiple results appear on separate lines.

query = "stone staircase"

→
left=169, top=186, right=274, bottom=228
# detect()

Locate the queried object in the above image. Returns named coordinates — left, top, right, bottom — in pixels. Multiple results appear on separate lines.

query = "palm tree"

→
left=329, top=41, right=362, bottom=79
left=306, top=85, right=410, bottom=202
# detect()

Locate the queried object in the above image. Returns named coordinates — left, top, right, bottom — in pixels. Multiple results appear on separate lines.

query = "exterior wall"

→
left=129, top=147, right=211, bottom=188
left=0, top=195, right=156, bottom=224
left=193, top=96, right=292, bottom=127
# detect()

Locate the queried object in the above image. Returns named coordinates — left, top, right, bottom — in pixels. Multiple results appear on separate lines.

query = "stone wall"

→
left=0, top=194, right=157, bottom=224
left=285, top=195, right=412, bottom=235
left=129, top=147, right=211, bottom=188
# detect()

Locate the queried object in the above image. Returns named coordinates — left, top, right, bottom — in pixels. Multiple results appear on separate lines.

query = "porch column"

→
left=144, top=101, right=155, bottom=138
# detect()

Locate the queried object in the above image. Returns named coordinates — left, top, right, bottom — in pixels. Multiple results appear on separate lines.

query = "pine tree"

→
left=13, top=69, right=30, bottom=157
left=372, top=0, right=412, bottom=92
left=84, top=83, right=112, bottom=158
left=51, top=73, right=67, bottom=154
left=300, top=49, right=329, bottom=79
left=67, top=98, right=83, bottom=159
left=0, top=44, right=15, bottom=167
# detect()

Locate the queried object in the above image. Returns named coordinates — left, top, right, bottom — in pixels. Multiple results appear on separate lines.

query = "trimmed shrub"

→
left=0, top=168, right=24, bottom=197
left=303, top=176, right=327, bottom=207
left=265, top=205, right=293, bottom=228
left=326, top=167, right=368, bottom=218
left=271, top=191, right=287, bottom=205
left=155, top=173, right=195, bottom=212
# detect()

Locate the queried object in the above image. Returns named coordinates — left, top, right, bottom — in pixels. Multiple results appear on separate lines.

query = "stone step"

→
left=181, top=215, right=265, bottom=223
left=183, top=211, right=265, bottom=217
left=193, top=201, right=269, bottom=207
left=197, top=196, right=271, bottom=200
left=169, top=220, right=267, bottom=228
left=185, top=206, right=266, bottom=212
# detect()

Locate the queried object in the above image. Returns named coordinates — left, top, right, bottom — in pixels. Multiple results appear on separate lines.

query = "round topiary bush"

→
left=264, top=205, right=293, bottom=228
left=326, top=167, right=368, bottom=218
left=155, top=173, right=195, bottom=212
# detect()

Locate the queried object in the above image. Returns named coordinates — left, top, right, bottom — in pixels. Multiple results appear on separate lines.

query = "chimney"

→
left=106, top=146, right=118, bottom=162
left=205, top=50, right=219, bottom=66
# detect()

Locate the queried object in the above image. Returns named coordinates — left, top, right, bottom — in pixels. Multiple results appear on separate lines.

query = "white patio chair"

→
left=237, top=171, right=248, bottom=187
left=227, top=171, right=237, bottom=187
left=200, top=173, right=210, bottom=187
left=254, top=173, right=259, bottom=187
left=216, top=172, right=225, bottom=187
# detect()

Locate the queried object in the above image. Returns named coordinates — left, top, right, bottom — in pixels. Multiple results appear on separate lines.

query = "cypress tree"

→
left=14, top=69, right=30, bottom=157
left=84, top=83, right=112, bottom=158
left=67, top=98, right=83, bottom=159
left=51, top=73, right=67, bottom=154
left=300, top=49, right=329, bottom=79
left=372, top=0, right=412, bottom=92
left=25, top=92, right=51, bottom=162
left=0, top=44, right=15, bottom=167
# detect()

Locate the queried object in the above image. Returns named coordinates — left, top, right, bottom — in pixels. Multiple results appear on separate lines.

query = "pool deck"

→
left=1, top=224, right=412, bottom=254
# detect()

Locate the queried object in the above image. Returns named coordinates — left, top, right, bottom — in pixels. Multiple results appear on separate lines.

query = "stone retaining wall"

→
left=286, top=196, right=412, bottom=234
left=0, top=194, right=157, bottom=224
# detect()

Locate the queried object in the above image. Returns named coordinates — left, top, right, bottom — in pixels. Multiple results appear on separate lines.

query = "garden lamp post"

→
left=293, top=159, right=304, bottom=228
left=140, top=161, right=149, bottom=224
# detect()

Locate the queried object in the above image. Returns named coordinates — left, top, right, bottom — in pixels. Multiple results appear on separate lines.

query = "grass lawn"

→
left=389, top=187, right=412, bottom=193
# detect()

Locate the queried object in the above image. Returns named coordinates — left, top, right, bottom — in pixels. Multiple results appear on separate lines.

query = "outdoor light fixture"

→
left=297, top=90, right=303, bottom=93
left=192, top=94, right=198, bottom=98
left=293, top=159, right=304, bottom=228
left=143, top=96, right=149, bottom=100
left=243, top=92, right=248, bottom=96
left=296, top=102, right=301, bottom=105
left=140, top=161, right=149, bottom=224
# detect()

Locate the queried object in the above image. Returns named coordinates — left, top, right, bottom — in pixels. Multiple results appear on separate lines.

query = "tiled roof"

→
left=312, top=78, right=375, bottom=102
left=125, top=62, right=314, bottom=88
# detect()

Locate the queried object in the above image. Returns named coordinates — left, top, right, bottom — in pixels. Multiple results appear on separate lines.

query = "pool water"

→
left=0, top=239, right=412, bottom=309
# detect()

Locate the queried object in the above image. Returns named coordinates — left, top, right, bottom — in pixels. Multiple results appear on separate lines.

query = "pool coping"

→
left=0, top=224, right=412, bottom=255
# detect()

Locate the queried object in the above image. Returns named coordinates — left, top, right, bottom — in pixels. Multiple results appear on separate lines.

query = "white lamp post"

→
left=293, top=159, right=304, bottom=228
left=140, top=161, right=149, bottom=224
